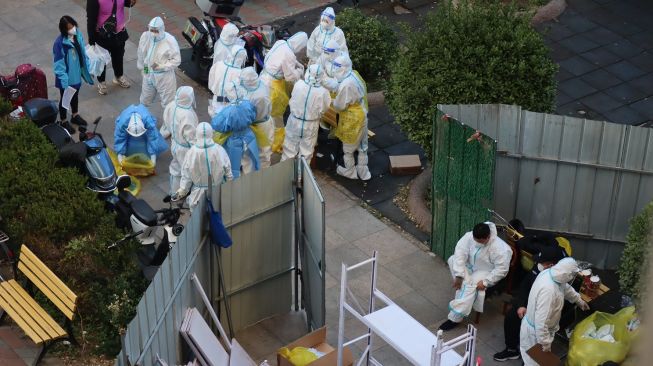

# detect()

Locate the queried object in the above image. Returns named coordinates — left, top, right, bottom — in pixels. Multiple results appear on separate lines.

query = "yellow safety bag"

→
left=250, top=123, right=270, bottom=148
left=121, top=153, right=156, bottom=177
left=567, top=306, right=639, bottom=366
left=107, top=148, right=142, bottom=196
left=272, top=127, right=285, bottom=153
left=213, top=131, right=231, bottom=146
left=334, top=103, right=365, bottom=144
left=278, top=347, right=319, bottom=366
left=270, top=79, right=290, bottom=118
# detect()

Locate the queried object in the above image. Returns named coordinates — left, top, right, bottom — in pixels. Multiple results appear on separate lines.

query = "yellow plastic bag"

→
left=272, top=127, right=285, bottom=153
left=567, top=306, right=639, bottom=366
left=334, top=103, right=365, bottom=144
left=278, top=347, right=318, bottom=366
left=270, top=78, right=290, bottom=118
left=213, top=131, right=231, bottom=146
left=107, top=148, right=142, bottom=196
left=250, top=123, right=270, bottom=148
left=121, top=153, right=155, bottom=177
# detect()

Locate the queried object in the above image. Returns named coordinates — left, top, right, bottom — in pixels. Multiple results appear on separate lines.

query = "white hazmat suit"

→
left=212, top=23, right=242, bottom=65
left=307, top=7, right=348, bottom=65
left=319, top=39, right=345, bottom=92
left=161, top=86, right=198, bottom=195
left=520, top=258, right=588, bottom=365
left=208, top=46, right=247, bottom=117
left=226, top=67, right=273, bottom=168
left=447, top=222, right=512, bottom=322
left=176, top=122, right=233, bottom=211
left=137, top=17, right=181, bottom=108
left=281, top=64, right=331, bottom=162
left=260, top=32, right=308, bottom=128
left=331, top=55, right=371, bottom=181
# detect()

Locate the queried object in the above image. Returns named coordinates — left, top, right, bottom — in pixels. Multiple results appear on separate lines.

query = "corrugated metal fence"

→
left=115, top=159, right=324, bottom=365
left=431, top=110, right=496, bottom=259
left=438, top=104, right=653, bottom=268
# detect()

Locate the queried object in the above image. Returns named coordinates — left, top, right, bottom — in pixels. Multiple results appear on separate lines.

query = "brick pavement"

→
left=538, top=0, right=653, bottom=125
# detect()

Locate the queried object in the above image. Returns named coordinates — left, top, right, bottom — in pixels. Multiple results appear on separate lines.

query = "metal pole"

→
left=294, top=159, right=302, bottom=312
left=215, top=246, right=235, bottom=338
left=190, top=273, right=232, bottom=353
left=337, top=263, right=348, bottom=366
left=366, top=252, right=378, bottom=366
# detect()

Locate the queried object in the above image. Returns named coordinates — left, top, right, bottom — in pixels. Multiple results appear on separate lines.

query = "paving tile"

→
left=568, top=0, right=601, bottom=12
left=580, top=47, right=622, bottom=67
left=325, top=242, right=374, bottom=282
left=352, top=227, right=419, bottom=263
left=580, top=68, right=623, bottom=90
left=559, top=56, right=597, bottom=77
left=541, top=23, right=575, bottom=42
left=629, top=97, right=653, bottom=119
left=556, top=91, right=573, bottom=106
left=557, top=101, right=604, bottom=121
left=602, top=105, right=647, bottom=125
left=629, top=51, right=653, bottom=73
left=558, top=77, right=598, bottom=99
left=605, top=60, right=648, bottom=81
left=579, top=27, right=623, bottom=46
left=604, top=83, right=649, bottom=103
left=584, top=6, right=615, bottom=25
left=325, top=225, right=348, bottom=251
left=562, top=15, right=598, bottom=34
left=257, top=311, right=307, bottom=345
left=322, top=182, right=356, bottom=217
left=579, top=92, right=622, bottom=114
left=0, top=327, right=31, bottom=349
left=558, top=34, right=600, bottom=54
left=368, top=104, right=394, bottom=125
left=327, top=206, right=386, bottom=242
left=369, top=123, right=406, bottom=149
left=234, top=323, right=284, bottom=361
left=629, top=31, right=653, bottom=51
left=385, top=251, right=451, bottom=292
left=392, top=290, right=447, bottom=329
left=604, top=39, right=644, bottom=59
left=605, top=20, right=644, bottom=37
left=629, top=72, right=653, bottom=94
left=348, top=265, right=414, bottom=301
left=547, top=41, right=575, bottom=61
left=555, top=68, right=575, bottom=83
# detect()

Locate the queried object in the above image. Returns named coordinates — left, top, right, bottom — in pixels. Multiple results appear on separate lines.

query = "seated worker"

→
left=439, top=222, right=513, bottom=331
left=114, top=104, right=168, bottom=169
left=493, top=246, right=567, bottom=362
left=211, top=99, right=259, bottom=179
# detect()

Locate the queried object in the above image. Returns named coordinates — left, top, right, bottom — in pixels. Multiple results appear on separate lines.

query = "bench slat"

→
left=5, top=281, right=67, bottom=339
left=19, top=245, right=77, bottom=305
left=18, top=261, right=75, bottom=320
left=0, top=285, right=45, bottom=344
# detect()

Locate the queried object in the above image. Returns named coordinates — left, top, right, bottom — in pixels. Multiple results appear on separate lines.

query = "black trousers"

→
left=96, top=37, right=126, bottom=82
left=58, top=87, right=79, bottom=120
left=504, top=301, right=576, bottom=350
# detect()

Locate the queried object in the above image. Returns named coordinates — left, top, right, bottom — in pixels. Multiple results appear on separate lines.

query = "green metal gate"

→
left=431, top=109, right=496, bottom=260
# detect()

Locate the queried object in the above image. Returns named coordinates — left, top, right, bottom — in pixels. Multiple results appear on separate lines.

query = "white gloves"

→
left=321, top=76, right=339, bottom=92
left=150, top=154, right=157, bottom=165
left=118, top=154, right=125, bottom=163
left=151, top=62, right=160, bottom=71
left=577, top=300, right=590, bottom=311
left=171, top=188, right=188, bottom=202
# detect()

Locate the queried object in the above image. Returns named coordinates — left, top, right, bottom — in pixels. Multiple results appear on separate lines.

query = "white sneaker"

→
left=357, top=165, right=372, bottom=181
left=113, top=76, right=131, bottom=88
left=337, top=165, right=358, bottom=180
left=97, top=82, right=107, bottom=95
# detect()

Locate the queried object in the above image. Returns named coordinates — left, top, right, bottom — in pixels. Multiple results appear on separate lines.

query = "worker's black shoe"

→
left=493, top=348, right=521, bottom=361
left=71, top=114, right=88, bottom=127
left=60, top=121, right=76, bottom=134
left=438, top=320, right=460, bottom=331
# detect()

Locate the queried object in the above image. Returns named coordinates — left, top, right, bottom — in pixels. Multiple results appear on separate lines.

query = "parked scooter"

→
left=110, top=181, right=185, bottom=280
left=182, top=0, right=294, bottom=82
left=0, top=64, right=47, bottom=109
left=22, top=98, right=126, bottom=207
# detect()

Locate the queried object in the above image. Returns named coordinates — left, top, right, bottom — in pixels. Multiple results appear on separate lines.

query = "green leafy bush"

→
left=618, top=201, right=653, bottom=304
left=337, top=7, right=397, bottom=83
left=0, top=118, right=146, bottom=356
left=386, top=1, right=557, bottom=160
left=0, top=98, right=12, bottom=116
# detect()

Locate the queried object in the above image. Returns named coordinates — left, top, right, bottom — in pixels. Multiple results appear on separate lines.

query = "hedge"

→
left=619, top=201, right=653, bottom=304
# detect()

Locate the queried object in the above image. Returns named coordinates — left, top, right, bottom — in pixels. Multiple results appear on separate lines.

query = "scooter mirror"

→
left=163, top=195, right=171, bottom=203
left=93, top=117, right=101, bottom=125
left=116, top=175, right=132, bottom=190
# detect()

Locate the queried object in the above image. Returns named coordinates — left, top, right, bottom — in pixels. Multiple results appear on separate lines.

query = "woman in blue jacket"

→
left=53, top=15, right=94, bottom=133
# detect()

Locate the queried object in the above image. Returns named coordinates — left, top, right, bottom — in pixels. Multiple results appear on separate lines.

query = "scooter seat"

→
left=130, top=199, right=157, bottom=227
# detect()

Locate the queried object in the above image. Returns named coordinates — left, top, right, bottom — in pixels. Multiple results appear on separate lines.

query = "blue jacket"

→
left=53, top=32, right=93, bottom=89
left=211, top=101, right=259, bottom=178
left=114, top=104, right=169, bottom=157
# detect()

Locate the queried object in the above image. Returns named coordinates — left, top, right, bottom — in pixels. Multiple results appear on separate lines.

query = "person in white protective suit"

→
left=260, top=32, right=308, bottom=128
left=208, top=46, right=247, bottom=117
left=137, top=17, right=181, bottom=108
left=319, top=39, right=346, bottom=92
left=331, top=55, right=371, bottom=181
left=173, top=122, right=233, bottom=211
left=520, top=258, right=589, bottom=365
left=439, top=222, right=513, bottom=331
left=160, top=86, right=198, bottom=195
left=307, top=7, right=348, bottom=65
left=226, top=67, right=273, bottom=168
left=212, top=22, right=241, bottom=65
left=281, top=64, right=331, bottom=162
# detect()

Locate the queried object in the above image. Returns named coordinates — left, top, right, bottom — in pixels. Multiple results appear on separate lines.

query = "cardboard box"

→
left=277, top=327, right=354, bottom=366
left=389, top=155, right=422, bottom=175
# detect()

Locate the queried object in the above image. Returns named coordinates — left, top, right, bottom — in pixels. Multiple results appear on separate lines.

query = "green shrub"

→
left=386, top=1, right=557, bottom=160
left=337, top=7, right=398, bottom=83
left=618, top=201, right=653, bottom=304
left=0, top=98, right=12, bottom=116
left=0, top=117, right=147, bottom=356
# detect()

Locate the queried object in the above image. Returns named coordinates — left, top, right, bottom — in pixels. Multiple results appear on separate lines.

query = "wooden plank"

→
left=19, top=246, right=77, bottom=303
left=18, top=262, right=75, bottom=320
left=4, top=281, right=66, bottom=339
left=0, top=286, right=45, bottom=343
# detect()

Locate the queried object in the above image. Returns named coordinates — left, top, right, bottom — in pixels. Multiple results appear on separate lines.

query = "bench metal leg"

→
left=32, top=342, right=48, bottom=366
left=64, top=318, right=78, bottom=346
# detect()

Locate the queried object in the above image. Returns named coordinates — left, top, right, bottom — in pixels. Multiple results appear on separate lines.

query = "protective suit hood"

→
left=287, top=32, right=308, bottom=54
left=320, top=7, right=336, bottom=31
left=333, top=54, right=352, bottom=82
left=127, top=113, right=147, bottom=137
left=175, top=86, right=195, bottom=109
left=220, top=23, right=239, bottom=45
left=240, top=67, right=259, bottom=90
left=305, top=64, right=323, bottom=86
left=550, top=257, right=578, bottom=284
left=196, top=122, right=215, bottom=148
left=148, top=17, right=166, bottom=41
left=228, top=46, right=247, bottom=67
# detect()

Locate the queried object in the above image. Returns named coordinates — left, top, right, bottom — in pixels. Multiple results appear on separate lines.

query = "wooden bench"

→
left=0, top=245, right=77, bottom=365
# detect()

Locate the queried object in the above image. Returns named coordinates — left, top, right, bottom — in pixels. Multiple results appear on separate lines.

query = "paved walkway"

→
left=538, top=0, right=653, bottom=125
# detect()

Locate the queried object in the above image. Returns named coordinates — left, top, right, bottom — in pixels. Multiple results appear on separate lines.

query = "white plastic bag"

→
left=85, top=44, right=111, bottom=77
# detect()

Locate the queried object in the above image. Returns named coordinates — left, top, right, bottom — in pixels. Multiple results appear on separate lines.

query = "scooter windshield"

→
left=84, top=136, right=117, bottom=191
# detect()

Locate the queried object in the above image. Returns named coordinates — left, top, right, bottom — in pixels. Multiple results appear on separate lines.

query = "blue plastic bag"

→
left=207, top=199, right=232, bottom=248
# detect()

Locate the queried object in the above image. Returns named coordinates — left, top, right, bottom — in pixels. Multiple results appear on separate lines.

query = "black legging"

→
left=58, top=87, right=79, bottom=121
left=96, top=37, right=125, bottom=82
